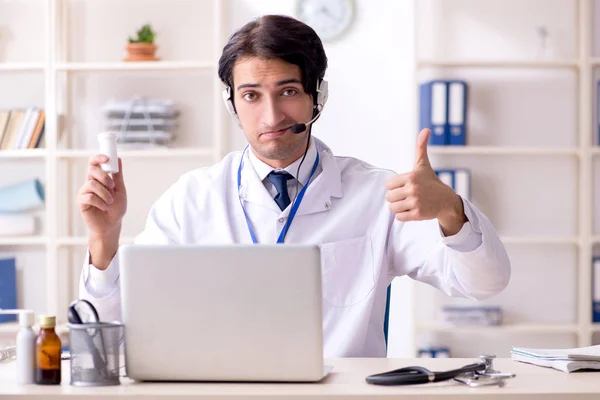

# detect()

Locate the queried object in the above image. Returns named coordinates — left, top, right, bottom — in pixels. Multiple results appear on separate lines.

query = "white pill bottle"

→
left=97, top=132, right=119, bottom=173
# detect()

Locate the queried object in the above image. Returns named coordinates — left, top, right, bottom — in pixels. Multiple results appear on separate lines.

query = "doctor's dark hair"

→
left=218, top=15, right=328, bottom=107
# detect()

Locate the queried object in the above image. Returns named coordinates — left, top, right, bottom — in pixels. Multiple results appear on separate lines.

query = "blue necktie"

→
left=268, top=171, right=294, bottom=211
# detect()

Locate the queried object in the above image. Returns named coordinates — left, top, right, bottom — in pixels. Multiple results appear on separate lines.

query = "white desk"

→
left=1, top=358, right=600, bottom=399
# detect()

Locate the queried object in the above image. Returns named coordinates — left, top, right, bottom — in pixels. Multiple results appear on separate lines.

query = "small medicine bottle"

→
left=35, top=315, right=61, bottom=385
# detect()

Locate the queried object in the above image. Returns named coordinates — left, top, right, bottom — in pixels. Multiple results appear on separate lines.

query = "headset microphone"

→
left=290, top=110, right=322, bottom=134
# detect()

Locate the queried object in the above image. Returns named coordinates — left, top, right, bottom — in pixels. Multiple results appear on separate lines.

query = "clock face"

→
left=296, top=0, right=355, bottom=41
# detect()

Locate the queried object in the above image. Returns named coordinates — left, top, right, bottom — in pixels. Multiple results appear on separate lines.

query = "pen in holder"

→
left=68, top=300, right=122, bottom=386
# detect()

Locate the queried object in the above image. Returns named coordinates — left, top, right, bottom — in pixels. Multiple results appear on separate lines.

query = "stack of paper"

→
left=511, top=345, right=600, bottom=373
left=102, top=97, right=180, bottom=148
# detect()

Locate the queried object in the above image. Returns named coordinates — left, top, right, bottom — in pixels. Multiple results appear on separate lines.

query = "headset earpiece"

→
left=315, top=79, right=329, bottom=112
left=222, top=86, right=240, bottom=122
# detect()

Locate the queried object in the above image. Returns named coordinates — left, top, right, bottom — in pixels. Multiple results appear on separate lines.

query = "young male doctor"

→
left=77, top=15, right=511, bottom=358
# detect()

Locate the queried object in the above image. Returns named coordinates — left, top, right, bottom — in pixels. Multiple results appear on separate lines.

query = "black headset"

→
left=221, top=79, right=329, bottom=134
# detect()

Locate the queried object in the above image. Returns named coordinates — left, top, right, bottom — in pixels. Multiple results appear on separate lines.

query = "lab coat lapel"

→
left=238, top=152, right=282, bottom=214
left=237, top=139, right=343, bottom=217
left=294, top=142, right=343, bottom=217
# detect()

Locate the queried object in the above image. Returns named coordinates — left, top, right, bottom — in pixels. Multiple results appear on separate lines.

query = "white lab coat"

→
left=80, top=137, right=511, bottom=358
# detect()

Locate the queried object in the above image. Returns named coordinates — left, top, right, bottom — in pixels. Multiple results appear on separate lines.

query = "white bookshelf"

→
left=55, top=61, right=215, bottom=71
left=409, top=0, right=599, bottom=357
left=0, top=0, right=227, bottom=339
left=417, top=323, right=579, bottom=334
left=428, top=146, right=580, bottom=156
left=0, top=149, right=47, bottom=159
left=55, top=147, right=215, bottom=159
left=0, top=63, right=46, bottom=71
left=418, top=60, right=580, bottom=69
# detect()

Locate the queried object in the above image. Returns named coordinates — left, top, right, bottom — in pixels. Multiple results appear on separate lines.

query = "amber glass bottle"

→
left=35, top=316, right=61, bottom=385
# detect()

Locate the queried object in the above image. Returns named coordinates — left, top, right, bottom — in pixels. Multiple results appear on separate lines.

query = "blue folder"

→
left=420, top=80, right=449, bottom=145
left=447, top=80, right=468, bottom=146
left=0, top=258, right=17, bottom=323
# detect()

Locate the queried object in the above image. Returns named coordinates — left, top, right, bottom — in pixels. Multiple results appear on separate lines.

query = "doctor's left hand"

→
left=384, top=128, right=467, bottom=236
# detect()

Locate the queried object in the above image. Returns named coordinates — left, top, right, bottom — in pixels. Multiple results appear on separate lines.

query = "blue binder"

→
left=420, top=80, right=449, bottom=145
left=593, top=257, right=600, bottom=323
left=0, top=258, right=17, bottom=323
left=435, top=168, right=472, bottom=201
left=453, top=168, right=472, bottom=201
left=597, top=81, right=600, bottom=146
left=447, top=80, right=468, bottom=146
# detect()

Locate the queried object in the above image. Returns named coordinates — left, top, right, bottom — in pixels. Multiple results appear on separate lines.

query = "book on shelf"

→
left=0, top=108, right=45, bottom=151
left=0, top=258, right=17, bottom=323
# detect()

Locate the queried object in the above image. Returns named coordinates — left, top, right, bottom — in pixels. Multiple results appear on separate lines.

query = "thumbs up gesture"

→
left=385, top=129, right=467, bottom=236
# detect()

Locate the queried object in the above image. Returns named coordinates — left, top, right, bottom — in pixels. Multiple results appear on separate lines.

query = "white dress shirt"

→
left=80, top=136, right=510, bottom=357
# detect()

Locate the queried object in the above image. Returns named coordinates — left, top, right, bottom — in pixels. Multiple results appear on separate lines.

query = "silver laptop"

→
left=119, top=244, right=331, bottom=382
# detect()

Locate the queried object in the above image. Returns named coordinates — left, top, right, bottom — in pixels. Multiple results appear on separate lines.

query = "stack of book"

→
left=440, top=305, right=502, bottom=326
left=0, top=107, right=45, bottom=150
left=102, top=97, right=180, bottom=149
left=511, top=345, right=600, bottom=373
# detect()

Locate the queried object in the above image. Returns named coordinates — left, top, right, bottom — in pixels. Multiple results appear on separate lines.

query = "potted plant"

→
left=124, top=24, right=159, bottom=62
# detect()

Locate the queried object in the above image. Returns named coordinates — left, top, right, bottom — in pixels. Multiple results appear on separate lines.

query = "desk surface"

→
left=1, top=358, right=600, bottom=399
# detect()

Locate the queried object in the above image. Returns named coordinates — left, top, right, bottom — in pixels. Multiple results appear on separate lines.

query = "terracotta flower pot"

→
left=124, top=43, right=159, bottom=62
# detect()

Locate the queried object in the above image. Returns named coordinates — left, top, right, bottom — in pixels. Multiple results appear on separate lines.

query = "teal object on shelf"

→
left=0, top=178, right=45, bottom=213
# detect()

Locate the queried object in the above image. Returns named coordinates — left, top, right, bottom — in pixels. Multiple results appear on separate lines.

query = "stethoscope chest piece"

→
left=454, top=355, right=516, bottom=388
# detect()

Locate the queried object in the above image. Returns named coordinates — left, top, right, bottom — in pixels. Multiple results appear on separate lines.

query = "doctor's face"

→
left=232, top=57, right=314, bottom=168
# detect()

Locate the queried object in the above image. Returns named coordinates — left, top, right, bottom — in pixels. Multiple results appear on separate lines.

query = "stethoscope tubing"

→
left=365, top=362, right=485, bottom=386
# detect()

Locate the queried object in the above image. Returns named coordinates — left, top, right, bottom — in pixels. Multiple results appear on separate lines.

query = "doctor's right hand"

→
left=77, top=155, right=127, bottom=246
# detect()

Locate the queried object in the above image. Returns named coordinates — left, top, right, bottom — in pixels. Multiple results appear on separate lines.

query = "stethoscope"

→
left=366, top=355, right=516, bottom=388
left=236, top=145, right=319, bottom=244
left=67, top=299, right=110, bottom=378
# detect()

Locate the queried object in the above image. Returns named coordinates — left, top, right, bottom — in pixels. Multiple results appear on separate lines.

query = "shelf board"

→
left=593, top=236, right=600, bottom=244
left=0, top=322, right=69, bottom=336
left=418, top=59, right=579, bottom=69
left=428, top=146, right=579, bottom=156
left=57, top=236, right=135, bottom=246
left=56, top=61, right=215, bottom=71
left=592, top=147, right=600, bottom=155
left=0, top=236, right=47, bottom=246
left=0, top=149, right=47, bottom=159
left=0, top=63, right=45, bottom=71
left=417, top=323, right=578, bottom=334
left=0, top=322, right=18, bottom=334
left=500, top=236, right=580, bottom=245
left=55, top=147, right=214, bottom=159
left=591, top=324, right=600, bottom=333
